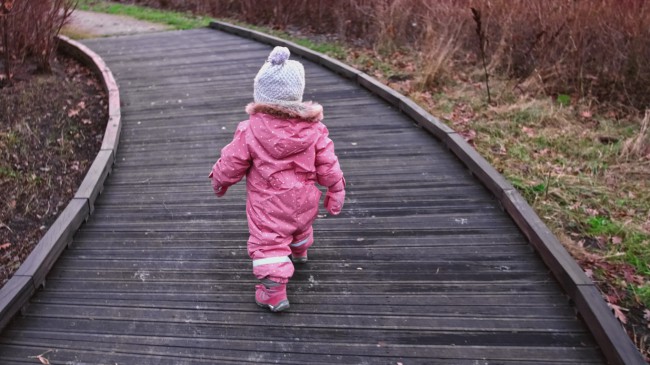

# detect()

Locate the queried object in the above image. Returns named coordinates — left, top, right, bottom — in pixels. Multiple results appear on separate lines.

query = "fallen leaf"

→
left=460, top=129, right=477, bottom=145
left=611, top=236, right=622, bottom=245
left=584, top=268, right=593, bottom=278
left=29, top=350, right=53, bottom=365
left=77, top=101, right=86, bottom=109
left=67, top=108, right=80, bottom=117
left=608, top=303, right=628, bottom=324
left=623, top=270, right=644, bottom=285
left=522, top=126, right=536, bottom=137
left=605, top=294, right=619, bottom=305
left=581, top=110, right=593, bottom=118
left=81, top=119, right=92, bottom=125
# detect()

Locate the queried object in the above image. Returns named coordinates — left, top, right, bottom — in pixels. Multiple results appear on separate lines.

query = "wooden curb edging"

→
left=0, top=36, right=120, bottom=331
left=209, top=21, right=645, bottom=365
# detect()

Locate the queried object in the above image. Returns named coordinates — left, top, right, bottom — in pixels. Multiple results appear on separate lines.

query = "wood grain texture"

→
left=0, top=28, right=621, bottom=364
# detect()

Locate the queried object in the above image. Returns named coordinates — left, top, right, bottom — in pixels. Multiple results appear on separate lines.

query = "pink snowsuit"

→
left=210, top=102, right=345, bottom=284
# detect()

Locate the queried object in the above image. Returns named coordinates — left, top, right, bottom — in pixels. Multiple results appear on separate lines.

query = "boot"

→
left=291, top=251, right=308, bottom=264
left=255, top=279, right=290, bottom=312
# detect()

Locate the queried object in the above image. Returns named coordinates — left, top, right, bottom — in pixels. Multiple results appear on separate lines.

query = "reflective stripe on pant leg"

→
left=289, top=237, right=310, bottom=248
left=252, top=256, right=292, bottom=267
left=252, top=255, right=294, bottom=283
left=290, top=228, right=313, bottom=256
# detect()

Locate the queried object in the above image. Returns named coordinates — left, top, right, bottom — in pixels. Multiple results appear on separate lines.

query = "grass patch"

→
left=633, top=285, right=650, bottom=307
left=76, top=0, right=211, bottom=29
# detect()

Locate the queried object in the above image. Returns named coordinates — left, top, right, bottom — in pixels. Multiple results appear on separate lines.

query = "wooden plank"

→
left=0, top=342, right=602, bottom=365
left=14, top=199, right=89, bottom=288
left=0, top=331, right=604, bottom=363
left=0, top=276, right=34, bottom=331
left=29, top=290, right=571, bottom=308
left=34, top=279, right=570, bottom=296
left=400, top=97, right=455, bottom=142
left=19, top=302, right=590, bottom=333
left=74, top=150, right=114, bottom=213
left=357, top=73, right=403, bottom=107
left=444, top=132, right=515, bottom=200
left=501, top=189, right=592, bottom=297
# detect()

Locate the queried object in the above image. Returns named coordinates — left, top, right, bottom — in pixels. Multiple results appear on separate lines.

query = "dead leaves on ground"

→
left=609, top=303, right=629, bottom=324
left=442, top=102, right=478, bottom=146
left=581, top=255, right=647, bottom=326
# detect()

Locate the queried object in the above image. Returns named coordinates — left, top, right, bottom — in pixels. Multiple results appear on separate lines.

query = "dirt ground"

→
left=0, top=55, right=108, bottom=286
left=65, top=9, right=169, bottom=38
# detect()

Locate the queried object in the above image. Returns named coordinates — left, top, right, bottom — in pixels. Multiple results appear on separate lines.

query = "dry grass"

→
left=620, top=110, right=650, bottom=161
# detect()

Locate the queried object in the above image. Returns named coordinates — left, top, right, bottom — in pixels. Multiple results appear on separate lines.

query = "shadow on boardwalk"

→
left=0, top=29, right=606, bottom=364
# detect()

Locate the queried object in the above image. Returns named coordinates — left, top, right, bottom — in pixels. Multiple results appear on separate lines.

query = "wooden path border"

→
left=0, top=36, right=120, bottom=331
left=208, top=21, right=644, bottom=365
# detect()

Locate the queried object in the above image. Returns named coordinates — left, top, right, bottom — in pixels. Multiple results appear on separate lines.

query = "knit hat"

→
left=254, top=47, right=305, bottom=105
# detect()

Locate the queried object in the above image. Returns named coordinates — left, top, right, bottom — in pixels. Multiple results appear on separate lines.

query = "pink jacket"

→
left=210, top=102, right=345, bottom=230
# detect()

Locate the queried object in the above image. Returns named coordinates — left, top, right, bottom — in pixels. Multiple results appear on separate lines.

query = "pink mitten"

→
left=324, top=178, right=346, bottom=215
left=208, top=171, right=228, bottom=197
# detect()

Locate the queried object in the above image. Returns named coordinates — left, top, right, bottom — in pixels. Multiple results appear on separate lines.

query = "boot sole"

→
left=256, top=299, right=290, bottom=312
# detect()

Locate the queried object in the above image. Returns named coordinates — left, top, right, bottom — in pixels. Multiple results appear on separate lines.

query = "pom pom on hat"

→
left=268, top=46, right=290, bottom=65
left=254, top=46, right=305, bottom=105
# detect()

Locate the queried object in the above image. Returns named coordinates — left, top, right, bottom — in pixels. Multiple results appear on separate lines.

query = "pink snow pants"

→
left=246, top=178, right=322, bottom=284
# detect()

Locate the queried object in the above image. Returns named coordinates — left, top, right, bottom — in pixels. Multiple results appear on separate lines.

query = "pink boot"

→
left=255, top=279, right=290, bottom=312
left=291, top=251, right=308, bottom=264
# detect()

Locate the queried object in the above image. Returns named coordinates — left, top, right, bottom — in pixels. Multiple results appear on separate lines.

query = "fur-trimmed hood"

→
left=245, top=101, right=323, bottom=123
left=244, top=102, right=325, bottom=160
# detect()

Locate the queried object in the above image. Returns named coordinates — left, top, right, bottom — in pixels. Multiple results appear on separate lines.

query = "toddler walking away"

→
left=209, top=46, right=345, bottom=312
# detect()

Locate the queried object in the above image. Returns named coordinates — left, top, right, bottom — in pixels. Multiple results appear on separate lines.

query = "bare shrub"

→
left=0, top=0, right=76, bottom=84
left=416, top=20, right=464, bottom=91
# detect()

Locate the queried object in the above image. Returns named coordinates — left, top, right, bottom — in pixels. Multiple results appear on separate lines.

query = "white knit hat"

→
left=253, top=47, right=305, bottom=105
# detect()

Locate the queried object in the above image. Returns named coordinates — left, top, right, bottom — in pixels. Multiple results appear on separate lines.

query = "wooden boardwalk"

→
left=0, top=29, right=606, bottom=364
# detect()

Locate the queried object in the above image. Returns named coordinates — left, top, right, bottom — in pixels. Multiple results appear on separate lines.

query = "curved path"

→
left=0, top=29, right=610, bottom=364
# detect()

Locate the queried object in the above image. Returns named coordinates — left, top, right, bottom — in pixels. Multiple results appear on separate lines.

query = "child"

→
left=209, top=46, right=345, bottom=312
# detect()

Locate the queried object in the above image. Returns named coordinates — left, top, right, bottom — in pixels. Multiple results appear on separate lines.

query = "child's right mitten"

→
left=208, top=171, right=229, bottom=197
left=324, top=178, right=345, bottom=215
